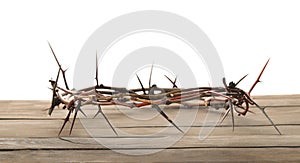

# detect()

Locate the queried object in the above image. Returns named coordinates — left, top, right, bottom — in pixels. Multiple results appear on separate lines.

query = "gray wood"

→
left=0, top=95, right=300, bottom=162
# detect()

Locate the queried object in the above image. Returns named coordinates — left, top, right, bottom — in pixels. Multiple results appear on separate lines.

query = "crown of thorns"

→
left=47, top=42, right=281, bottom=136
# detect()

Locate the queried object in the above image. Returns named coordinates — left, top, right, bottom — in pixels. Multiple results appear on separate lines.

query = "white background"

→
left=0, top=0, right=300, bottom=100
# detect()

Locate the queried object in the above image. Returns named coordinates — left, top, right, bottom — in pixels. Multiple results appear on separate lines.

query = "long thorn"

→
left=219, top=108, right=230, bottom=125
left=136, top=74, right=146, bottom=95
left=69, top=101, right=81, bottom=135
left=48, top=41, right=61, bottom=68
left=249, top=58, right=270, bottom=95
left=222, top=77, right=234, bottom=130
left=58, top=109, right=72, bottom=136
left=222, top=77, right=229, bottom=92
left=93, top=107, right=102, bottom=119
left=164, top=75, right=178, bottom=88
left=48, top=41, right=69, bottom=90
left=152, top=104, right=184, bottom=133
left=254, top=103, right=282, bottom=135
left=95, top=51, right=99, bottom=87
left=78, top=107, right=87, bottom=117
left=94, top=105, right=118, bottom=136
left=229, top=100, right=235, bottom=132
left=236, top=74, right=248, bottom=86
left=164, top=75, right=173, bottom=85
left=173, top=76, right=177, bottom=88
left=49, top=68, right=60, bottom=115
left=149, top=63, right=154, bottom=89
left=61, top=69, right=69, bottom=90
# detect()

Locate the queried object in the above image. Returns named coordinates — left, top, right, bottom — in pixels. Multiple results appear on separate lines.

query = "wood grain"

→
left=0, top=95, right=300, bottom=162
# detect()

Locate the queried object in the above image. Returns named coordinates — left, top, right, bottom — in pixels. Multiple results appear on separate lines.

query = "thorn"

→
left=58, top=109, right=72, bottom=136
left=48, top=41, right=70, bottom=90
left=69, top=101, right=81, bottom=135
left=63, top=68, right=68, bottom=73
left=94, top=105, right=118, bottom=136
left=164, top=75, right=178, bottom=88
left=136, top=74, right=146, bottom=95
left=149, top=63, right=154, bottom=89
left=222, top=77, right=229, bottom=92
left=95, top=51, right=99, bottom=87
left=78, top=107, right=87, bottom=117
left=93, top=106, right=101, bottom=118
left=219, top=108, right=230, bottom=125
left=254, top=103, right=281, bottom=135
left=229, top=100, right=235, bottom=132
left=49, top=68, right=61, bottom=116
left=48, top=41, right=61, bottom=67
left=174, top=76, right=177, bottom=84
left=249, top=58, right=270, bottom=95
left=235, top=74, right=248, bottom=86
left=152, top=104, right=184, bottom=133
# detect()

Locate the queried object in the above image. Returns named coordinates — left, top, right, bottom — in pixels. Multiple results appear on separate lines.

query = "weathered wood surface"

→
left=0, top=95, right=300, bottom=162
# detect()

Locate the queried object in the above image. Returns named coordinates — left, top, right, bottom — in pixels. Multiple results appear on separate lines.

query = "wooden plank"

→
left=0, top=95, right=299, bottom=162
left=0, top=135, right=299, bottom=150
left=1, top=148, right=300, bottom=162
left=0, top=106, right=299, bottom=137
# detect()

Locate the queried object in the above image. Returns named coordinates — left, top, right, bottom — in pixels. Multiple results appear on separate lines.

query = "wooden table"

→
left=1, top=95, right=300, bottom=162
